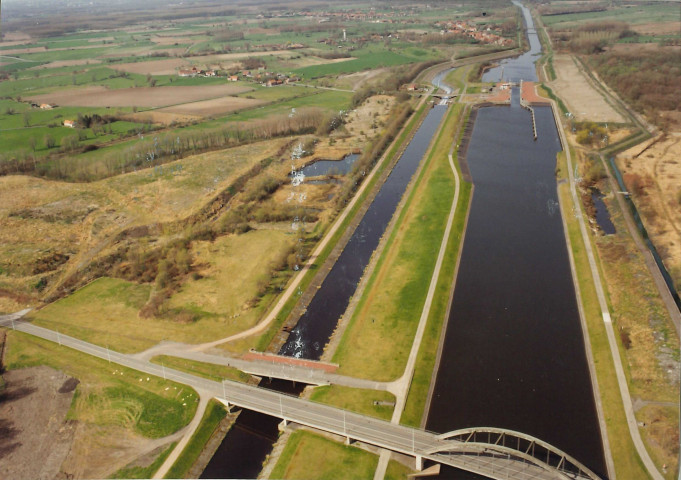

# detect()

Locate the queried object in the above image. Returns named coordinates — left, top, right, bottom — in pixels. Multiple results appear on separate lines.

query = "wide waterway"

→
left=425, top=92, right=606, bottom=478
left=426, top=1, right=606, bottom=477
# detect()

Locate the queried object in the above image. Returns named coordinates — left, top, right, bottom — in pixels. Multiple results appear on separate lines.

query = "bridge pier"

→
left=415, top=455, right=423, bottom=471
left=278, top=419, right=288, bottom=432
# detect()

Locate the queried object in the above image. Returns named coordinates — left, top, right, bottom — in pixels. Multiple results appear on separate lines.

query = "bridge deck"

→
left=2, top=319, right=594, bottom=480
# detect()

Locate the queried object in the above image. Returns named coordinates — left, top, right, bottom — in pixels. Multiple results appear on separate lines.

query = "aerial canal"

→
left=203, top=102, right=450, bottom=477
left=426, top=2, right=607, bottom=478
left=204, top=2, right=608, bottom=477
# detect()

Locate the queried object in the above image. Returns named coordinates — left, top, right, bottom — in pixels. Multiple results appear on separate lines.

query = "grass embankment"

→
left=163, top=399, right=228, bottom=479
left=150, top=355, right=251, bottom=383
left=223, top=95, right=435, bottom=355
left=309, top=386, right=396, bottom=421
left=110, top=442, right=176, bottom=479
left=333, top=103, right=465, bottom=381
left=443, top=65, right=471, bottom=92
left=269, top=430, right=413, bottom=480
left=4, top=330, right=198, bottom=438
left=553, top=73, right=679, bottom=474
left=30, top=229, right=294, bottom=353
left=329, top=102, right=471, bottom=428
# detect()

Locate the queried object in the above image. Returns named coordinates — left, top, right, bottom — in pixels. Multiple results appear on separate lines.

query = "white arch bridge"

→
left=1, top=317, right=601, bottom=480
left=217, top=381, right=602, bottom=480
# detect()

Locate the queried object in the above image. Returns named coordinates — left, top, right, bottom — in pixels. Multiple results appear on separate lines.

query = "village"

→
left=434, top=19, right=514, bottom=46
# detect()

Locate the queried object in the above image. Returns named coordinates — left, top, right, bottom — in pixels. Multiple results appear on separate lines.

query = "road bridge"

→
left=1, top=317, right=600, bottom=480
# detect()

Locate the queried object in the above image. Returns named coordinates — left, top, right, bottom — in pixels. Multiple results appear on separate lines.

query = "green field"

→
left=541, top=4, right=680, bottom=27
left=309, top=386, right=396, bottom=421
left=293, top=46, right=438, bottom=79
left=5, top=330, right=198, bottom=438
left=269, top=430, right=414, bottom=479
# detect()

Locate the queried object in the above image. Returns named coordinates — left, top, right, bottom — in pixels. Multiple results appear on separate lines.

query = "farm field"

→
left=27, top=84, right=253, bottom=108
left=155, top=95, right=266, bottom=117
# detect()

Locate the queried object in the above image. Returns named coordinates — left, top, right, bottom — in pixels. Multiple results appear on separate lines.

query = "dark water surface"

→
left=482, top=0, right=540, bottom=83
left=426, top=98, right=607, bottom=477
left=299, top=153, right=359, bottom=177
left=281, top=106, right=448, bottom=359
left=591, top=188, right=616, bottom=235
left=200, top=379, right=304, bottom=479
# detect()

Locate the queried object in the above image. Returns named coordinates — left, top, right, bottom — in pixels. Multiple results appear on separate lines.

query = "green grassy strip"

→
left=332, top=103, right=463, bottom=381
left=401, top=108, right=472, bottom=427
left=252, top=97, right=434, bottom=352
left=163, top=399, right=227, bottom=479
left=109, top=442, right=177, bottom=479
left=268, top=430, right=379, bottom=479
left=541, top=84, right=568, bottom=115
left=5, top=330, right=198, bottom=439
left=150, top=355, right=251, bottom=384
left=308, top=386, right=396, bottom=421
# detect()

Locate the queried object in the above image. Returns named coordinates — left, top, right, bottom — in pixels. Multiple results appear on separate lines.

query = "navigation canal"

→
left=203, top=103, right=450, bottom=477
left=426, top=2, right=606, bottom=477
left=280, top=106, right=447, bottom=359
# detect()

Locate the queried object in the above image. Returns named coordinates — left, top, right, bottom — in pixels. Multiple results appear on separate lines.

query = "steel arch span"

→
left=429, top=427, right=602, bottom=480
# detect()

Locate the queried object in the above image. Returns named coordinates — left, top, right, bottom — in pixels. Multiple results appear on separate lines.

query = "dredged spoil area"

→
left=425, top=95, right=607, bottom=477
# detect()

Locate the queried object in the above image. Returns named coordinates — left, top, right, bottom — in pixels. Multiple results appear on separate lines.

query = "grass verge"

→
left=333, top=103, right=465, bottom=382
left=150, top=355, right=251, bottom=383
left=109, top=442, right=176, bottom=479
left=309, top=386, right=396, bottom=421
left=268, top=430, right=378, bottom=479
left=4, top=330, right=198, bottom=438
left=163, top=399, right=228, bottom=479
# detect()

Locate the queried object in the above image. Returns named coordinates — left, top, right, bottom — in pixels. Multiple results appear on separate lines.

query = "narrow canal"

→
left=202, top=104, right=450, bottom=477
left=280, top=106, right=447, bottom=359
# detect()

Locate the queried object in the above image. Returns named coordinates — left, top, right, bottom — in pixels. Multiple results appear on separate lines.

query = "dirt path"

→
left=153, top=390, right=211, bottom=479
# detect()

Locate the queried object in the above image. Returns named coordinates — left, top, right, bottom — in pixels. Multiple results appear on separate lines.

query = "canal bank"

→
left=200, top=93, right=456, bottom=478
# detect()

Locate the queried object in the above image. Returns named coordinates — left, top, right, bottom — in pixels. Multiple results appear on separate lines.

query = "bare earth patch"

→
left=27, top=84, right=253, bottom=108
left=156, top=95, right=265, bottom=117
left=0, top=366, right=77, bottom=480
left=551, top=54, right=625, bottom=123
left=633, top=22, right=681, bottom=35
left=618, top=134, right=681, bottom=288
left=114, top=57, right=189, bottom=75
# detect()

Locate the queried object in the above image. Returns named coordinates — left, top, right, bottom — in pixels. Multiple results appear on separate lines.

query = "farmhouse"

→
left=40, top=103, right=55, bottom=110
left=178, top=66, right=200, bottom=77
left=228, top=75, right=239, bottom=82
left=63, top=120, right=76, bottom=128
